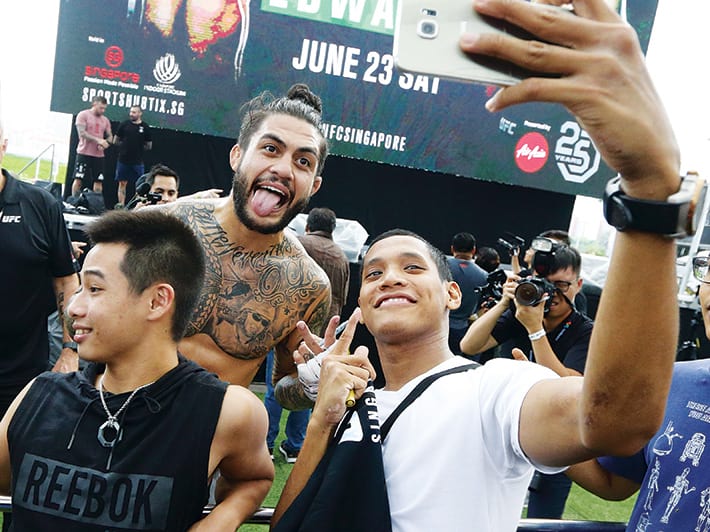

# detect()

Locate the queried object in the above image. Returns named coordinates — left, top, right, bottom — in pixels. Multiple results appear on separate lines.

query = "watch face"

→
left=605, top=195, right=631, bottom=231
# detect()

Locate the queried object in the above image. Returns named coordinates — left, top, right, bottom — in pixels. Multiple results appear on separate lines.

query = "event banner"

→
left=51, top=0, right=658, bottom=198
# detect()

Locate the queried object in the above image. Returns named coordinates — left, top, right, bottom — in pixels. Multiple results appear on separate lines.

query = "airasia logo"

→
left=104, top=46, right=124, bottom=68
left=515, top=132, right=549, bottom=173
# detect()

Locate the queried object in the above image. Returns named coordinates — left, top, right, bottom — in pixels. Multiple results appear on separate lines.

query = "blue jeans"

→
left=264, top=350, right=310, bottom=451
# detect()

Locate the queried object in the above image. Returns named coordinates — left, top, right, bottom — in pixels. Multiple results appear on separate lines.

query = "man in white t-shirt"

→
left=272, top=1, right=684, bottom=530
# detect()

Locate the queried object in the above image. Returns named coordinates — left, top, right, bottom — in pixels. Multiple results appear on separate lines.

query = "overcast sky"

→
left=1, top=0, right=708, bottom=177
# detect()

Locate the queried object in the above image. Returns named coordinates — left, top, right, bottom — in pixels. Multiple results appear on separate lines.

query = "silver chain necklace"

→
left=97, top=374, right=155, bottom=448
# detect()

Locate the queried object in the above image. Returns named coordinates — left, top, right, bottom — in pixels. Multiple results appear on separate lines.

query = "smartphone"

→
left=393, top=0, right=559, bottom=86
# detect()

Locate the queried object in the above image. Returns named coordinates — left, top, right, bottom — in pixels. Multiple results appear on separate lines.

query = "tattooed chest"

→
left=186, top=251, right=322, bottom=360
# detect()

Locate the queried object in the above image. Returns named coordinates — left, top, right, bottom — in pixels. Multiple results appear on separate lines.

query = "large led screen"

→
left=51, top=0, right=658, bottom=198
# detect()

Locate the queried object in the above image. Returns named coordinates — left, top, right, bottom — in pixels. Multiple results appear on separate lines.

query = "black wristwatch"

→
left=62, top=341, right=78, bottom=351
left=603, top=174, right=706, bottom=238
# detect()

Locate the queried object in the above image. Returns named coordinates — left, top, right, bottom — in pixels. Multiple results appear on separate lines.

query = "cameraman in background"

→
left=516, top=230, right=592, bottom=317
left=136, top=164, right=180, bottom=206
left=460, top=240, right=593, bottom=519
left=511, top=229, right=570, bottom=275
left=446, top=232, right=488, bottom=360
left=133, top=164, right=222, bottom=208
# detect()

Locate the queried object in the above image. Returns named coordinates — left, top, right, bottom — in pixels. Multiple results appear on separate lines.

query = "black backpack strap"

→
left=380, top=362, right=480, bottom=440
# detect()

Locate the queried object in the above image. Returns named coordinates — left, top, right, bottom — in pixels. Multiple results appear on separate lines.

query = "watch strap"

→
left=603, top=175, right=705, bottom=238
left=62, top=341, right=78, bottom=351
left=604, top=192, right=687, bottom=234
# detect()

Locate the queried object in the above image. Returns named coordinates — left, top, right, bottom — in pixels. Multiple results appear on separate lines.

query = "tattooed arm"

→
left=52, top=273, right=81, bottom=372
left=273, top=285, right=331, bottom=411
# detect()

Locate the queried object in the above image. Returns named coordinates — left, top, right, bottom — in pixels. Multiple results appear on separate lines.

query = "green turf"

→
left=237, top=394, right=638, bottom=530
left=0, top=398, right=636, bottom=531
left=2, top=153, right=67, bottom=184
left=563, top=483, right=636, bottom=522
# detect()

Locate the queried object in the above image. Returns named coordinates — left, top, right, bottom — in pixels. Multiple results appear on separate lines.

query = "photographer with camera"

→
left=510, top=229, right=569, bottom=275
left=446, top=232, right=488, bottom=359
left=460, top=240, right=593, bottom=519
left=133, top=164, right=180, bottom=207
left=461, top=239, right=591, bottom=377
left=130, top=164, right=222, bottom=210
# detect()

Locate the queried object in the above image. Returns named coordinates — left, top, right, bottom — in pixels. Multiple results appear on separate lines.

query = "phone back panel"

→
left=393, top=0, right=539, bottom=86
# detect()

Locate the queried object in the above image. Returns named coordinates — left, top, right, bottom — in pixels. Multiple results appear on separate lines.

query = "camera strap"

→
left=380, top=362, right=480, bottom=441
left=560, top=292, right=576, bottom=311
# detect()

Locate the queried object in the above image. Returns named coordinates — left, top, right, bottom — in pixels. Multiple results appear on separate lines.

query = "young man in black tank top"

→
left=0, top=210, right=274, bottom=530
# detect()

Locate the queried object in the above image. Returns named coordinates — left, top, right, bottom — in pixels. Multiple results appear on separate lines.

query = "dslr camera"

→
left=514, top=237, right=562, bottom=311
left=529, top=236, right=561, bottom=277
left=145, top=191, right=162, bottom=205
left=514, top=277, right=557, bottom=309
left=496, top=233, right=525, bottom=256
left=477, top=269, right=508, bottom=310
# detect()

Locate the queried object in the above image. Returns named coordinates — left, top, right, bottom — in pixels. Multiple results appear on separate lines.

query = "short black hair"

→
left=85, top=210, right=205, bottom=342
left=539, top=229, right=571, bottom=246
left=550, top=245, right=582, bottom=277
left=364, top=229, right=452, bottom=282
left=306, top=207, right=337, bottom=233
left=475, top=246, right=501, bottom=273
left=91, top=96, right=107, bottom=105
left=451, top=232, right=476, bottom=253
left=238, top=83, right=329, bottom=175
left=146, top=164, right=180, bottom=189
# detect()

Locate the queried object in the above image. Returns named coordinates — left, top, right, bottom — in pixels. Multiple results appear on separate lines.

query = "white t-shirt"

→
left=376, top=357, right=561, bottom=532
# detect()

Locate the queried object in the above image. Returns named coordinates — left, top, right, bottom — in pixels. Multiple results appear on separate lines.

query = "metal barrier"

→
left=17, top=144, right=58, bottom=182
left=0, top=496, right=627, bottom=530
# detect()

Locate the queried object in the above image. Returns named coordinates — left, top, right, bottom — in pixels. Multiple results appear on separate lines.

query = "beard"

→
left=231, top=166, right=311, bottom=235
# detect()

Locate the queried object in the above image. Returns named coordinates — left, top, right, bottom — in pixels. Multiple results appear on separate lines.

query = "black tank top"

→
left=8, top=356, right=228, bottom=531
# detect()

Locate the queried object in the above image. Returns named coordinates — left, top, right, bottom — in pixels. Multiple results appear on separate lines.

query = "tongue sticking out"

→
left=252, top=189, right=283, bottom=216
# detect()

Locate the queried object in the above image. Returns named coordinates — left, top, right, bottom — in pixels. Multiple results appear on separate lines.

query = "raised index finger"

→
left=331, top=307, right=362, bottom=356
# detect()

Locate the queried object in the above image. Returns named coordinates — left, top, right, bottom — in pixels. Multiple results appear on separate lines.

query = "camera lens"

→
left=515, top=281, right=543, bottom=307
left=417, top=20, right=438, bottom=39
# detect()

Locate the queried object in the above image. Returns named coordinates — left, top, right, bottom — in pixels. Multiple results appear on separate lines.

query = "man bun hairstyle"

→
left=287, top=83, right=323, bottom=114
left=238, top=83, right=329, bottom=175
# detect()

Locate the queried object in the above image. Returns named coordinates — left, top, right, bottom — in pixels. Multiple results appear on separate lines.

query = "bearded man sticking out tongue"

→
left=162, top=84, right=333, bottom=410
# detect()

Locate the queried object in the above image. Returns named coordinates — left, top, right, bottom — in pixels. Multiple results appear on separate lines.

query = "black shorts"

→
left=73, top=154, right=105, bottom=189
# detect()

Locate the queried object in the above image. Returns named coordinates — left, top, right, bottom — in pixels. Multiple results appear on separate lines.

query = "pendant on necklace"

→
left=97, top=418, right=121, bottom=448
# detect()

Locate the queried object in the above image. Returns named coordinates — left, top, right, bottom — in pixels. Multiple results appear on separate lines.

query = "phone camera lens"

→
left=417, top=20, right=438, bottom=39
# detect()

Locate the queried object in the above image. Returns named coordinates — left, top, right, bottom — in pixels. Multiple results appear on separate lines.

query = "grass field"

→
left=237, top=392, right=638, bottom=530
left=237, top=468, right=636, bottom=531
left=2, top=153, right=67, bottom=184
left=0, top=397, right=636, bottom=531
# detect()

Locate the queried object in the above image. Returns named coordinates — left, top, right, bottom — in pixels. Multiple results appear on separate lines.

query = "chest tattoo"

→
left=174, top=204, right=325, bottom=360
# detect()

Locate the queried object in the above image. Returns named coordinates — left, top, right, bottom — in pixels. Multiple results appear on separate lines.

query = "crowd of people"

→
left=0, top=0, right=703, bottom=530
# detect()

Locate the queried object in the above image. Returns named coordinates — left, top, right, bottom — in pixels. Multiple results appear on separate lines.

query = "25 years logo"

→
left=554, top=121, right=600, bottom=183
